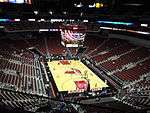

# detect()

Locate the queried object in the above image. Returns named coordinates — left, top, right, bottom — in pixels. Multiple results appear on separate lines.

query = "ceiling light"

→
left=95, top=3, right=104, bottom=8
left=74, top=2, right=83, bottom=8
left=80, top=12, right=83, bottom=16
left=63, top=11, right=67, bottom=15
left=141, top=24, right=148, bottom=27
left=89, top=3, right=95, bottom=8
left=28, top=19, right=35, bottom=21
left=49, top=11, right=53, bottom=15
left=34, top=11, right=38, bottom=15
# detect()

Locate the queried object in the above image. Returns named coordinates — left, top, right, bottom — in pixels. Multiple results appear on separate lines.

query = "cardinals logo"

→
left=75, top=80, right=88, bottom=90
left=65, top=68, right=81, bottom=75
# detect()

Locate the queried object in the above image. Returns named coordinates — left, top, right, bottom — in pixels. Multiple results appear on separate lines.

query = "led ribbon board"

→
left=97, top=21, right=133, bottom=26
left=0, top=0, right=31, bottom=4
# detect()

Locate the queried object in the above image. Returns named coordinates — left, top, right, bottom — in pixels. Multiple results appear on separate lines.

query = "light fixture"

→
left=74, top=2, right=83, bottom=8
left=89, top=3, right=95, bottom=8
left=141, top=24, right=148, bottom=27
left=80, top=12, right=83, bottom=17
left=95, top=3, right=104, bottom=8
left=63, top=11, right=67, bottom=15
left=34, top=11, right=38, bottom=15
left=14, top=19, right=20, bottom=22
left=28, top=19, right=35, bottom=21
left=41, top=19, right=45, bottom=22
left=49, top=11, right=53, bottom=15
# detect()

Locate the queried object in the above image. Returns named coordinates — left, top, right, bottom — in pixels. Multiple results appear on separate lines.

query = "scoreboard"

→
left=60, top=24, right=86, bottom=47
left=0, top=0, right=32, bottom=4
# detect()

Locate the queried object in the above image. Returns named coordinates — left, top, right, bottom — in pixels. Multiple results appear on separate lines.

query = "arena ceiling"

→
left=32, top=0, right=150, bottom=13
left=0, top=0, right=149, bottom=19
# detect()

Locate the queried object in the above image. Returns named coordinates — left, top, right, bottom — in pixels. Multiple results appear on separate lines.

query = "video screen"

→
left=60, top=29, right=86, bottom=47
left=60, top=24, right=86, bottom=47
left=0, top=0, right=32, bottom=4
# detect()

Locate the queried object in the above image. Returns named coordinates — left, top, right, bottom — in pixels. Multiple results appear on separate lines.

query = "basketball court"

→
left=47, top=60, right=108, bottom=93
